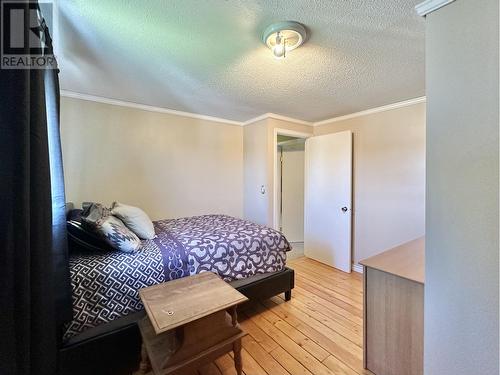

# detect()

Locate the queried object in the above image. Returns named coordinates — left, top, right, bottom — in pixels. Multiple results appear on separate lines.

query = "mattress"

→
left=64, top=214, right=290, bottom=339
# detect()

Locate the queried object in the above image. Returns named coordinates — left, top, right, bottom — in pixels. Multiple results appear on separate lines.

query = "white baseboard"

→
left=352, top=263, right=364, bottom=274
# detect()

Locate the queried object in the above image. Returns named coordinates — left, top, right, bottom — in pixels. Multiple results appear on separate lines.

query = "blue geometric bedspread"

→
left=64, top=215, right=290, bottom=340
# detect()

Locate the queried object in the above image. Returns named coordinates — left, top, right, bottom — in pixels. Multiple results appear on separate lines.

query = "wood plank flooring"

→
left=196, top=257, right=370, bottom=375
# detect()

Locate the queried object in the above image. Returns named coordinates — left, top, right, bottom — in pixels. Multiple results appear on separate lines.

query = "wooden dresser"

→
left=360, top=237, right=425, bottom=375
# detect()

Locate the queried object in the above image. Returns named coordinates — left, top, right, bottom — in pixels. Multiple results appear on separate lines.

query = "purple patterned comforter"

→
left=64, top=215, right=290, bottom=339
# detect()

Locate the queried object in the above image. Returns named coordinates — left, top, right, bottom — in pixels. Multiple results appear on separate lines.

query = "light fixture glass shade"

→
left=262, top=21, right=307, bottom=58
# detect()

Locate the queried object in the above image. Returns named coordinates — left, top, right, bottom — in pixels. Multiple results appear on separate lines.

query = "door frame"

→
left=273, top=128, right=311, bottom=231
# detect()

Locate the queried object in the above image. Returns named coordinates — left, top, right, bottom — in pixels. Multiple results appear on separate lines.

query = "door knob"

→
left=341, top=207, right=348, bottom=212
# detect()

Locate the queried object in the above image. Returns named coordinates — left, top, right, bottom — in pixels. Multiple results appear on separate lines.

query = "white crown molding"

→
left=267, top=113, right=313, bottom=126
left=243, top=112, right=313, bottom=127
left=60, top=90, right=244, bottom=126
left=415, top=0, right=456, bottom=17
left=61, top=90, right=426, bottom=129
left=352, top=263, right=364, bottom=274
left=313, top=96, right=426, bottom=127
left=61, top=90, right=314, bottom=127
left=242, top=113, right=269, bottom=126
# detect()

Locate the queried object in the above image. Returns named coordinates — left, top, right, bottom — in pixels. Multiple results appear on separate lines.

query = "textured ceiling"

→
left=58, top=0, right=425, bottom=122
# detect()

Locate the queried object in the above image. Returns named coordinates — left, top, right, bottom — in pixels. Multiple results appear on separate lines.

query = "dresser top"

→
left=360, top=237, right=425, bottom=284
left=139, top=272, right=249, bottom=334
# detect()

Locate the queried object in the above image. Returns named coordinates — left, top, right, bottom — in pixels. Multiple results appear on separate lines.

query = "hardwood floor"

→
left=197, top=257, right=370, bottom=375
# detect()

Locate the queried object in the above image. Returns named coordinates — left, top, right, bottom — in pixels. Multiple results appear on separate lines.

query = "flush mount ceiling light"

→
left=262, top=21, right=307, bottom=59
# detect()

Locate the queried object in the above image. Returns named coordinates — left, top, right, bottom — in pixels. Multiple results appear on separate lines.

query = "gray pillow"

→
left=80, top=202, right=111, bottom=230
left=110, top=202, right=155, bottom=240
left=95, top=215, right=142, bottom=253
left=81, top=202, right=141, bottom=252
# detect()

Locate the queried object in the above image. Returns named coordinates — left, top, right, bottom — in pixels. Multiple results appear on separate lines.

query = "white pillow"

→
left=110, top=202, right=155, bottom=240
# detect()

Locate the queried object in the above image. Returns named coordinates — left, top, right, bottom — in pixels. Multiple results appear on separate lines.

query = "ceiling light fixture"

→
left=262, top=21, right=307, bottom=59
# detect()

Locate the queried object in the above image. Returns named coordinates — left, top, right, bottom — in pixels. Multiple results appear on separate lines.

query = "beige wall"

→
left=62, top=96, right=425, bottom=267
left=243, top=119, right=269, bottom=225
left=61, top=97, right=243, bottom=220
left=424, top=1, right=499, bottom=373
left=243, top=117, right=312, bottom=226
left=314, top=102, right=426, bottom=264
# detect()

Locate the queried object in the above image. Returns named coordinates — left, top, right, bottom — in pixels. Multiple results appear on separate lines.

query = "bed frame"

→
left=57, top=267, right=294, bottom=375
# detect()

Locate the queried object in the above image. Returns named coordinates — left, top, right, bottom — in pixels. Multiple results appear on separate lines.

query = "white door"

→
left=304, top=131, right=352, bottom=272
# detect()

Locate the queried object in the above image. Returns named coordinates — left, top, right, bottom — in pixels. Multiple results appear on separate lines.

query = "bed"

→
left=58, top=212, right=295, bottom=375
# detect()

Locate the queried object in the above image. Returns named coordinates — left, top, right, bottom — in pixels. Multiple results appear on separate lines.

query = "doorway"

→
left=273, top=128, right=353, bottom=272
left=277, top=136, right=306, bottom=259
left=274, top=129, right=310, bottom=259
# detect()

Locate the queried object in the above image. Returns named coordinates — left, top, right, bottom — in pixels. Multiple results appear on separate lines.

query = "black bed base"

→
left=57, top=267, right=294, bottom=375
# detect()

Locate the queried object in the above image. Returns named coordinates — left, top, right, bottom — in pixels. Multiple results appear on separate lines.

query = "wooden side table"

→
left=135, top=272, right=249, bottom=375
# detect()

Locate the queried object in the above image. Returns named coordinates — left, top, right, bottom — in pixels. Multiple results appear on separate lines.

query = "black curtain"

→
left=0, top=1, right=72, bottom=374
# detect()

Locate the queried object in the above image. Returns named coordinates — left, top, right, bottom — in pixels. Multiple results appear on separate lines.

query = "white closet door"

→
left=304, top=131, right=352, bottom=272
